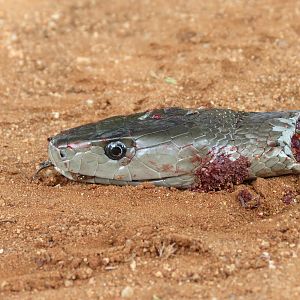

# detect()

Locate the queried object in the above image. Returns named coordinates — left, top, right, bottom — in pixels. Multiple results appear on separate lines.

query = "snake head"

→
left=47, top=108, right=198, bottom=188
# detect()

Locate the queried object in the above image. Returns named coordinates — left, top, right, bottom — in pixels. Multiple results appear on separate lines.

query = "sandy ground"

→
left=0, top=0, right=300, bottom=299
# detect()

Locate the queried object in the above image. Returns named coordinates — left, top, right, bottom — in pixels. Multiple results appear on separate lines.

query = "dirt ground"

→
left=0, top=0, right=300, bottom=299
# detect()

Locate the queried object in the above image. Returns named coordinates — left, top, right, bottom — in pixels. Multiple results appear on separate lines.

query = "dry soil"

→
left=0, top=1, right=300, bottom=299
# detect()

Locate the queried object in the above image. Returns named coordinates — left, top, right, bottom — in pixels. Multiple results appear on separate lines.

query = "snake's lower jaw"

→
left=68, top=173, right=196, bottom=188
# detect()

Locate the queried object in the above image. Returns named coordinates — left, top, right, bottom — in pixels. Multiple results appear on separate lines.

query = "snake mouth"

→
left=67, top=172, right=195, bottom=188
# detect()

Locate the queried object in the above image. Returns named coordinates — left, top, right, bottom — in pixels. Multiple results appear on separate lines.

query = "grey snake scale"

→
left=39, top=108, right=300, bottom=191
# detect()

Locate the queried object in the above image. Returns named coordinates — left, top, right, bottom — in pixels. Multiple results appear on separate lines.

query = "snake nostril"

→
left=59, top=149, right=67, bottom=159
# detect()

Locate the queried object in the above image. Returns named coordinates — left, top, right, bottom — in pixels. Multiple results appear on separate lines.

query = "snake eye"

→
left=104, top=141, right=127, bottom=160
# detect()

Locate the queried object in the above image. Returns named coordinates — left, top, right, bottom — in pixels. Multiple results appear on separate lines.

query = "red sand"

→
left=0, top=1, right=300, bottom=299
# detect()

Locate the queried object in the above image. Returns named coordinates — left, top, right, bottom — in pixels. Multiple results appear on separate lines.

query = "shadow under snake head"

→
left=41, top=108, right=300, bottom=191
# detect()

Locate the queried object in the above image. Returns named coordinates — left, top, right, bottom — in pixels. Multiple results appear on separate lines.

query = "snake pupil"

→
left=111, top=146, right=122, bottom=156
left=105, top=141, right=127, bottom=160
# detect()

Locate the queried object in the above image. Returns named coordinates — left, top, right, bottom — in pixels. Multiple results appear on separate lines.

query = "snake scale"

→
left=39, top=108, right=300, bottom=191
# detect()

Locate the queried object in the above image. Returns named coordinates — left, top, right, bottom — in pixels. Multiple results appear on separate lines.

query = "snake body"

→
left=44, top=108, right=300, bottom=191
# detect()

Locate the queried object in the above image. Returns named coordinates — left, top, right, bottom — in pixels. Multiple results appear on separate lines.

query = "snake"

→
left=37, top=108, right=300, bottom=191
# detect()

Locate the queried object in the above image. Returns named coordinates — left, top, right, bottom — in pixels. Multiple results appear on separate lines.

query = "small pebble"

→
left=64, top=279, right=73, bottom=287
left=269, top=260, right=276, bottom=270
left=1, top=281, right=9, bottom=289
left=51, top=12, right=61, bottom=21
left=88, top=277, right=96, bottom=285
left=261, top=252, right=270, bottom=260
left=154, top=271, right=163, bottom=278
left=76, top=57, right=91, bottom=64
left=86, top=99, right=94, bottom=107
left=51, top=112, right=60, bottom=119
left=164, top=76, right=177, bottom=85
left=237, top=189, right=260, bottom=209
left=260, top=240, right=270, bottom=250
left=129, top=259, right=136, bottom=271
left=121, top=286, right=134, bottom=298
left=282, top=191, right=297, bottom=205
left=102, top=257, right=110, bottom=266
